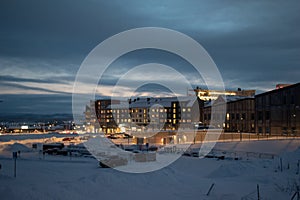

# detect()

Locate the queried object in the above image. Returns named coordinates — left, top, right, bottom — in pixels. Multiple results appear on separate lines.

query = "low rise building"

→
left=255, top=82, right=300, bottom=135
left=203, top=96, right=255, bottom=133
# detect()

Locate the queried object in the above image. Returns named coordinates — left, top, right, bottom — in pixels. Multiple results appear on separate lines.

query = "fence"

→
left=194, top=131, right=300, bottom=143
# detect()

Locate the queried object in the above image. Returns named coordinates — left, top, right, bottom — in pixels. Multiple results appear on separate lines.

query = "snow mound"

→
left=3, top=143, right=32, bottom=152
left=279, top=146, right=300, bottom=161
left=207, top=161, right=254, bottom=178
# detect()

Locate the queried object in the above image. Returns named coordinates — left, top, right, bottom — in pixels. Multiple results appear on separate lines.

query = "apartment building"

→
left=255, top=83, right=300, bottom=135
left=94, top=96, right=203, bottom=133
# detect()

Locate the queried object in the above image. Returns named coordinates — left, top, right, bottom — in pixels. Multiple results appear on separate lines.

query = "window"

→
left=258, top=111, right=263, bottom=121
left=242, top=113, right=246, bottom=120
left=226, top=113, right=230, bottom=121
left=291, top=95, right=295, bottom=104
left=265, top=111, right=270, bottom=120
left=231, top=113, right=235, bottom=120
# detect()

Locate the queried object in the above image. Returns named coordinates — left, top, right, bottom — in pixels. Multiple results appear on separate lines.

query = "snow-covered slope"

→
left=0, top=139, right=299, bottom=200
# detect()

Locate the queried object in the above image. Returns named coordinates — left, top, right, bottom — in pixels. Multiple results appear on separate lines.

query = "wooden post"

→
left=206, top=183, right=215, bottom=196
left=257, top=184, right=260, bottom=200
left=13, top=152, right=17, bottom=178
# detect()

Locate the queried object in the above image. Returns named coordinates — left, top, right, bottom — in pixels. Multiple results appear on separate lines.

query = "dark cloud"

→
left=0, top=75, right=69, bottom=84
left=1, top=82, right=71, bottom=95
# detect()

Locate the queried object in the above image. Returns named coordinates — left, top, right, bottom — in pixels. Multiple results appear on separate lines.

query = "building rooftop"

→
left=255, top=82, right=300, bottom=97
left=106, top=96, right=199, bottom=109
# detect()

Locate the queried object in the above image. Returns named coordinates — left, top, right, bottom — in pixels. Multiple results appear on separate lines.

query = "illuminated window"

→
left=226, top=113, right=230, bottom=120
left=173, top=114, right=176, bottom=118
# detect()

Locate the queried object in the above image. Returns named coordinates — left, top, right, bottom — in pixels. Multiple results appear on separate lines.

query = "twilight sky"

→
left=0, top=0, right=300, bottom=115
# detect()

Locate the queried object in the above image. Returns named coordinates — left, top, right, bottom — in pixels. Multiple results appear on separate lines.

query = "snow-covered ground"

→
left=0, top=138, right=300, bottom=200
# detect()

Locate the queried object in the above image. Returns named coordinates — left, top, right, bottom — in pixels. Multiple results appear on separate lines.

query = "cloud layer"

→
left=0, top=0, right=299, bottom=114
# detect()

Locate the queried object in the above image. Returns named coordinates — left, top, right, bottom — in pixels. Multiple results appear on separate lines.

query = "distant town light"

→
left=21, top=125, right=28, bottom=130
